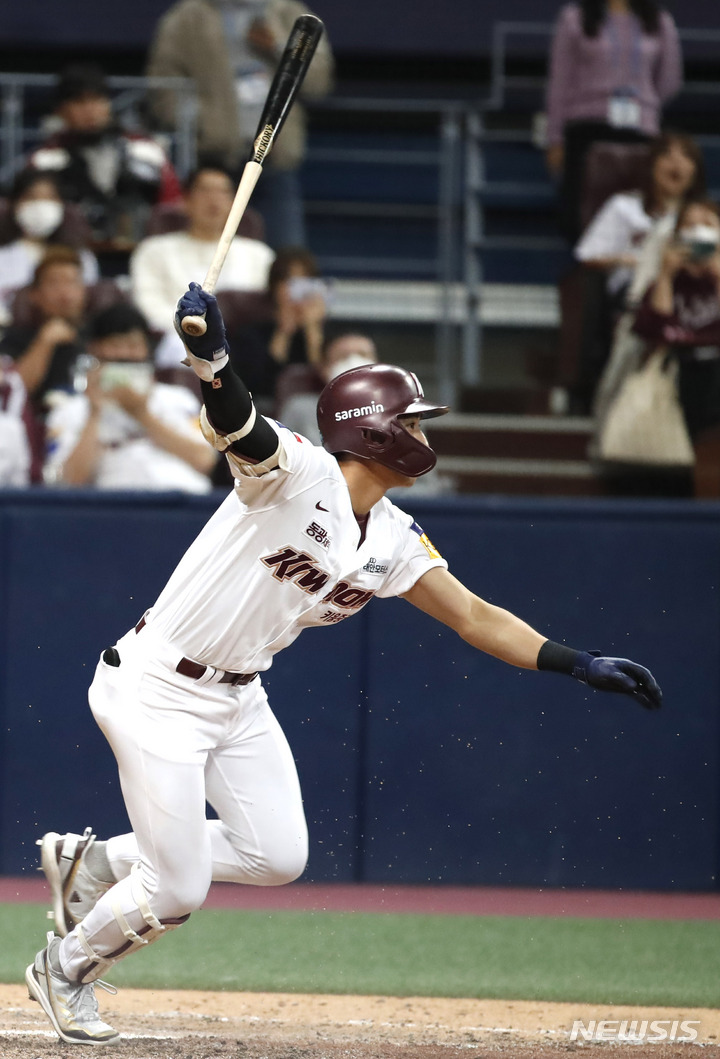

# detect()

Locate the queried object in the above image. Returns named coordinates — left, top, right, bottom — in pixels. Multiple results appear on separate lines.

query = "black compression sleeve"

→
left=536, top=640, right=581, bottom=675
left=200, top=362, right=279, bottom=463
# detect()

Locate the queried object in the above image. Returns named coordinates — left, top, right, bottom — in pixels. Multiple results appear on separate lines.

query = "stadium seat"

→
left=579, top=141, right=652, bottom=233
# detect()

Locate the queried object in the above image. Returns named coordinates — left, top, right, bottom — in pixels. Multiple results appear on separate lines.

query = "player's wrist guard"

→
left=181, top=345, right=230, bottom=382
left=537, top=642, right=662, bottom=709
left=174, top=282, right=229, bottom=379
left=536, top=639, right=582, bottom=676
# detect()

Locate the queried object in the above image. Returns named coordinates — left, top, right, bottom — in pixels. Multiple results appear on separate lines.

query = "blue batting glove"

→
left=174, top=282, right=229, bottom=360
left=573, top=651, right=662, bottom=710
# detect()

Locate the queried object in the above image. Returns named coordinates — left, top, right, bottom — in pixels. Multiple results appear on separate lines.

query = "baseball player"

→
left=26, top=283, right=662, bottom=1046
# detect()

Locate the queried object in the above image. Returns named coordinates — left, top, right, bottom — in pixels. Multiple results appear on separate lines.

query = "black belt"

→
left=134, top=616, right=258, bottom=687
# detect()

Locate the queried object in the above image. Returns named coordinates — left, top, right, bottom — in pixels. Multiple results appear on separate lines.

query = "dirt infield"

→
left=0, top=985, right=717, bottom=1058
left=2, top=883, right=717, bottom=1055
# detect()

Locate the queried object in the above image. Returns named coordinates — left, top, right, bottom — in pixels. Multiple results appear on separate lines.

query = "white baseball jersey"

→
left=55, top=418, right=448, bottom=987
left=146, top=421, right=448, bottom=673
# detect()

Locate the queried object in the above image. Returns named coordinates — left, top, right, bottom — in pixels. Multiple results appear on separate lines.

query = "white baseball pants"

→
left=59, top=622, right=308, bottom=982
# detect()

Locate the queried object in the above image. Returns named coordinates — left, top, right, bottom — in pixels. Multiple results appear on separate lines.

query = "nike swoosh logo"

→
left=315, top=501, right=328, bottom=511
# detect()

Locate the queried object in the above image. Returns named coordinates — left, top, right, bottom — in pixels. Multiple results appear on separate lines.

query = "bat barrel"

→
left=250, top=15, right=324, bottom=165
left=178, top=16, right=324, bottom=342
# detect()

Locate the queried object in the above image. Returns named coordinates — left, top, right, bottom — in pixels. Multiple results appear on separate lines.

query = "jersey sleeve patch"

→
left=411, top=521, right=443, bottom=560
left=272, top=419, right=305, bottom=444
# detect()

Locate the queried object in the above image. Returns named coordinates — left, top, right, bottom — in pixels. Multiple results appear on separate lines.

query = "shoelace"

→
left=68, top=978, right=117, bottom=1022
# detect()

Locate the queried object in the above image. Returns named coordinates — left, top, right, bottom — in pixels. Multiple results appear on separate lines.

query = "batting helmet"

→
left=316, top=363, right=449, bottom=477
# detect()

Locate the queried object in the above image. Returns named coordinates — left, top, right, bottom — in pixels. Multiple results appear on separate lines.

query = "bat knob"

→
left=181, top=315, right=208, bottom=337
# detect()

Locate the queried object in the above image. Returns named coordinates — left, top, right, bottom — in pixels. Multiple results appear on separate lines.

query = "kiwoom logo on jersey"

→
left=261, top=547, right=330, bottom=594
left=334, top=401, right=384, bottom=421
left=316, top=580, right=377, bottom=624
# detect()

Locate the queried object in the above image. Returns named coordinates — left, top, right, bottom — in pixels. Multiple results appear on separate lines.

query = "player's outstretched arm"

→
left=174, top=282, right=279, bottom=465
left=403, top=567, right=662, bottom=710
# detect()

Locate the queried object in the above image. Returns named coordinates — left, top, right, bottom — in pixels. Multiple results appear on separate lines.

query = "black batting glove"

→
left=174, top=282, right=229, bottom=362
left=573, top=651, right=663, bottom=710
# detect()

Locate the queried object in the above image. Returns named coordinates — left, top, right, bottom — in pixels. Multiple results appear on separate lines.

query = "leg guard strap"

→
left=75, top=865, right=190, bottom=983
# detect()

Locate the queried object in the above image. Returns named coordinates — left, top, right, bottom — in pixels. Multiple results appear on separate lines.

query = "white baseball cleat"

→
left=37, top=828, right=112, bottom=937
left=26, top=932, right=119, bottom=1046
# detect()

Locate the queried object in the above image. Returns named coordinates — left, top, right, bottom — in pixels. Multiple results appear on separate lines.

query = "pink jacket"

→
left=546, top=3, right=682, bottom=146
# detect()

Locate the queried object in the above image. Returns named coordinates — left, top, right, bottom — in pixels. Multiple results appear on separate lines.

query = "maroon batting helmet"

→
left=316, top=363, right=449, bottom=477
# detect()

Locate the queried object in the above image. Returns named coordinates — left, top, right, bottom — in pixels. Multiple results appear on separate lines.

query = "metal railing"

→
left=2, top=25, right=720, bottom=404
left=460, top=21, right=720, bottom=389
left=306, top=95, right=470, bottom=405
left=485, top=22, right=720, bottom=111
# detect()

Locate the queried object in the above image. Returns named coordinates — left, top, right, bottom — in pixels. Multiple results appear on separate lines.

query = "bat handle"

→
left=180, top=276, right=215, bottom=336
left=180, top=314, right=209, bottom=337
left=180, top=161, right=263, bottom=339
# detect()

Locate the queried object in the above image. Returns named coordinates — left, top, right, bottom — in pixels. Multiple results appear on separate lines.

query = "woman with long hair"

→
left=576, top=131, right=705, bottom=298
left=545, top=0, right=683, bottom=241
left=570, top=131, right=704, bottom=414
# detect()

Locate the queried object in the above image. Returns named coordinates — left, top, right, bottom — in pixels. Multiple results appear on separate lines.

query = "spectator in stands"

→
left=44, top=304, right=215, bottom=492
left=224, top=245, right=329, bottom=410
left=130, top=164, right=275, bottom=335
left=0, top=170, right=99, bottom=328
left=145, top=0, right=334, bottom=249
left=0, top=247, right=90, bottom=409
left=570, top=131, right=705, bottom=411
left=545, top=0, right=683, bottom=242
left=275, top=331, right=378, bottom=443
left=26, top=63, right=182, bottom=247
left=576, top=132, right=704, bottom=301
left=0, top=356, right=41, bottom=485
left=633, top=199, right=720, bottom=442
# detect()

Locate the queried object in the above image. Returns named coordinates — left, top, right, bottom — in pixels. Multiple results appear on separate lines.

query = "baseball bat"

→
left=181, top=13, right=325, bottom=337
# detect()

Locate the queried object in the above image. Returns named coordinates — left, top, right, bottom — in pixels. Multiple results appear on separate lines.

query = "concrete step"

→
left=327, top=280, right=559, bottom=327
left=429, top=412, right=593, bottom=461
left=427, top=413, right=600, bottom=497
left=435, top=456, right=602, bottom=497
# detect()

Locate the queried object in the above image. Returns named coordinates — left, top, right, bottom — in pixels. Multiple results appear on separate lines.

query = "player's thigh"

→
left=89, top=650, right=212, bottom=869
left=205, top=681, right=307, bottom=850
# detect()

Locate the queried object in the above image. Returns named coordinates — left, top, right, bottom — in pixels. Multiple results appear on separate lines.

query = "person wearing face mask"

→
left=145, top=0, right=334, bottom=250
left=0, top=171, right=99, bottom=327
left=568, top=131, right=706, bottom=413
left=27, top=64, right=182, bottom=247
left=575, top=132, right=705, bottom=300
left=43, top=303, right=215, bottom=491
left=545, top=0, right=683, bottom=244
left=632, top=199, right=720, bottom=444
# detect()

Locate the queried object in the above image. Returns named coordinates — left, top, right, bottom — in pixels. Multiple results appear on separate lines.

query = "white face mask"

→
left=327, top=353, right=376, bottom=381
left=15, top=199, right=64, bottom=239
left=678, top=223, right=720, bottom=250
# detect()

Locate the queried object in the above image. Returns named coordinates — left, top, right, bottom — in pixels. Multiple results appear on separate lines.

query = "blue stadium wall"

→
left=0, top=489, right=717, bottom=890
